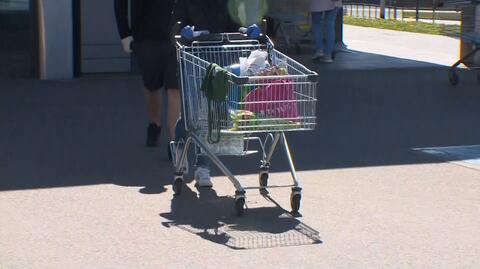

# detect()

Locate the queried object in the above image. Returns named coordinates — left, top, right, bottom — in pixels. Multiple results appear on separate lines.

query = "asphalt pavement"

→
left=1, top=26, right=479, bottom=269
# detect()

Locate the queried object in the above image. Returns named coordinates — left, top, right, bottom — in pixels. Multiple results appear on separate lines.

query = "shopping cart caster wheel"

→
left=235, top=191, right=246, bottom=216
left=173, top=175, right=183, bottom=196
left=290, top=188, right=302, bottom=214
left=235, top=197, right=245, bottom=216
left=259, top=168, right=269, bottom=194
left=449, top=70, right=459, bottom=86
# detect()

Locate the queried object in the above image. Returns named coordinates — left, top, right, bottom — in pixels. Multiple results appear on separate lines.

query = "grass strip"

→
left=344, top=16, right=460, bottom=36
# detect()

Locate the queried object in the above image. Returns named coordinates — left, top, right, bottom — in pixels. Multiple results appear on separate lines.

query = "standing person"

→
left=310, top=0, right=342, bottom=63
left=173, top=0, right=261, bottom=187
left=114, top=0, right=181, bottom=151
left=334, top=7, right=349, bottom=52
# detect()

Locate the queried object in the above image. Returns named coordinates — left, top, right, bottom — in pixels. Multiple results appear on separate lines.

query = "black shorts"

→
left=134, top=41, right=178, bottom=91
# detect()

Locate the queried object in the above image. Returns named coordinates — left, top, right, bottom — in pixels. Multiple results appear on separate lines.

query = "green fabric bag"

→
left=201, top=63, right=229, bottom=143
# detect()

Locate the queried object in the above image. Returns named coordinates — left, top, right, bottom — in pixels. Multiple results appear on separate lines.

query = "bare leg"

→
left=167, top=89, right=181, bottom=140
left=144, top=88, right=162, bottom=126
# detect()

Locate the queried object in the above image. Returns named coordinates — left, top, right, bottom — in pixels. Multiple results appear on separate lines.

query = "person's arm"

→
left=113, top=0, right=131, bottom=39
left=114, top=0, right=133, bottom=53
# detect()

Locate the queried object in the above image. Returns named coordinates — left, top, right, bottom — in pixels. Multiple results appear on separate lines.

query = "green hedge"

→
left=402, top=11, right=460, bottom=21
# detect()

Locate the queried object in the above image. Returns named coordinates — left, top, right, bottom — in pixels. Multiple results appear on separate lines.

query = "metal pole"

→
left=37, top=0, right=74, bottom=79
left=416, top=0, right=420, bottom=21
left=380, top=0, right=386, bottom=19
left=265, top=133, right=281, bottom=164
left=394, top=1, right=397, bottom=20
left=281, top=133, right=300, bottom=187
left=432, top=0, right=436, bottom=24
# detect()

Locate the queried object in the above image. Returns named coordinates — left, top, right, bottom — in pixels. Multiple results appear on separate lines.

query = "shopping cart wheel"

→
left=235, top=191, right=246, bottom=216
left=173, top=174, right=183, bottom=196
left=290, top=188, right=302, bottom=214
left=449, top=70, right=459, bottom=86
left=259, top=166, right=269, bottom=194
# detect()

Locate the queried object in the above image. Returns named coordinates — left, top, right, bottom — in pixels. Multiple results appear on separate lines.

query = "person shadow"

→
left=160, top=185, right=322, bottom=249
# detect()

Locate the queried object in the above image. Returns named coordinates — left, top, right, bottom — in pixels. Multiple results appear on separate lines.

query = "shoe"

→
left=312, top=49, right=324, bottom=60
left=194, top=166, right=212, bottom=187
left=335, top=42, right=350, bottom=53
left=319, top=54, right=333, bottom=63
left=146, top=123, right=161, bottom=147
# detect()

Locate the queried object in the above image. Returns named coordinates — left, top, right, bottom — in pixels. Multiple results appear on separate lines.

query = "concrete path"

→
left=415, top=145, right=480, bottom=170
left=343, top=25, right=460, bottom=67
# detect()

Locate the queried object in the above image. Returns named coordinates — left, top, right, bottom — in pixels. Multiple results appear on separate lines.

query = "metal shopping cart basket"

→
left=170, top=32, right=318, bottom=216
left=438, top=0, right=480, bottom=85
left=266, top=0, right=312, bottom=53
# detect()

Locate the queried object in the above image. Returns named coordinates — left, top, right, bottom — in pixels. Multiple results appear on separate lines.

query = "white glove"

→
left=121, top=36, right=133, bottom=54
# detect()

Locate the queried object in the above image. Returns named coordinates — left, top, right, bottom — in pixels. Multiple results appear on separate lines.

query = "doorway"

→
left=0, top=0, right=33, bottom=78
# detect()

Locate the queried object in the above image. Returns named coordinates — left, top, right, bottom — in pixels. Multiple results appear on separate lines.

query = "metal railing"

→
left=343, top=2, right=461, bottom=24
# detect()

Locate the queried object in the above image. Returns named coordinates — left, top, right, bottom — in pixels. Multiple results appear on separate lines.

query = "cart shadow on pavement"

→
left=160, top=186, right=322, bottom=250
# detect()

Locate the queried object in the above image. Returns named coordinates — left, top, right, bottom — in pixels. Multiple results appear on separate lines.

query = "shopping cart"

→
left=170, top=32, right=318, bottom=216
left=266, top=0, right=312, bottom=53
left=438, top=0, right=480, bottom=85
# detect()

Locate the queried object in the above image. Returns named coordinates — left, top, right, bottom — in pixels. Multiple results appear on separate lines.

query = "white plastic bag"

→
left=239, top=50, right=268, bottom=76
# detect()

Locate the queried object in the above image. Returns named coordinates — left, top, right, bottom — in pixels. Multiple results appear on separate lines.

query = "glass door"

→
left=0, top=0, right=32, bottom=78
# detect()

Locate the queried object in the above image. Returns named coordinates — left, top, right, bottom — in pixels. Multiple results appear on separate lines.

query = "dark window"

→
left=0, top=0, right=33, bottom=78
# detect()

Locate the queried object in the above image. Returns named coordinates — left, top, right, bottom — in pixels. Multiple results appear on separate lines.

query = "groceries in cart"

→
left=238, top=49, right=269, bottom=76
left=222, top=50, right=300, bottom=132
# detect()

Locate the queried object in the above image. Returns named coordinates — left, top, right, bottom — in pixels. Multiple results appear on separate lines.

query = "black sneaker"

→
left=146, top=123, right=161, bottom=147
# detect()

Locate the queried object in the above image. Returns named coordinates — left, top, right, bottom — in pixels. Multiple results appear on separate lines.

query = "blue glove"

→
left=180, top=25, right=195, bottom=40
left=246, top=24, right=261, bottom=39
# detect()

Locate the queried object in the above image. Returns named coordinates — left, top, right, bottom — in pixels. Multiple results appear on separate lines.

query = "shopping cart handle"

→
left=238, top=27, right=248, bottom=34
left=175, top=31, right=271, bottom=47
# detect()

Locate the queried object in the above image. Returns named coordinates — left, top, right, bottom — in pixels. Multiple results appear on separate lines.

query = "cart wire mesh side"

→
left=180, top=38, right=317, bottom=135
left=266, top=0, right=312, bottom=52
left=439, top=0, right=480, bottom=84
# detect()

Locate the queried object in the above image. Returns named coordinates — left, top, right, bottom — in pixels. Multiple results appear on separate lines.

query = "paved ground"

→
left=291, top=25, right=461, bottom=70
left=415, top=145, right=480, bottom=170
left=1, top=27, right=480, bottom=269
left=343, top=25, right=460, bottom=67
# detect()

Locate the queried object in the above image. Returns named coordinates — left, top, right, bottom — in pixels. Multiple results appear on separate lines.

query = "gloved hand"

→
left=246, top=24, right=261, bottom=39
left=121, top=36, right=133, bottom=54
left=180, top=25, right=195, bottom=40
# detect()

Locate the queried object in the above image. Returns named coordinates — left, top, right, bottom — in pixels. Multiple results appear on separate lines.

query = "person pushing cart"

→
left=172, top=0, right=262, bottom=188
